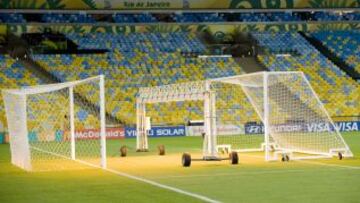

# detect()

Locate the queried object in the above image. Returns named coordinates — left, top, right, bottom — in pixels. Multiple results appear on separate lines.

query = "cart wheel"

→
left=230, top=152, right=239, bottom=165
left=281, top=154, right=290, bottom=162
left=338, top=152, right=343, bottom=160
left=158, top=145, right=165, bottom=156
left=136, top=149, right=149, bottom=152
left=120, top=146, right=127, bottom=157
left=182, top=153, right=191, bottom=167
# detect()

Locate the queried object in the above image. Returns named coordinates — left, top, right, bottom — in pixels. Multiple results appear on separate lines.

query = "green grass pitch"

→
left=0, top=131, right=359, bottom=203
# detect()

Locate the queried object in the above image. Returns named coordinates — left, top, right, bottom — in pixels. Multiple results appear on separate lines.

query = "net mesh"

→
left=267, top=73, right=350, bottom=158
left=212, top=82, right=263, bottom=151
left=73, top=80, right=102, bottom=167
left=213, top=72, right=352, bottom=159
left=3, top=76, right=105, bottom=171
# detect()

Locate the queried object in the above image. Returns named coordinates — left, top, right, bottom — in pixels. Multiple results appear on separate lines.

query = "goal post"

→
left=2, top=75, right=107, bottom=171
left=136, top=71, right=353, bottom=161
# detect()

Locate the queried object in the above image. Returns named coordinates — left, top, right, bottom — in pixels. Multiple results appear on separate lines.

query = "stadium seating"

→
left=344, top=12, right=360, bottom=21
left=253, top=32, right=359, bottom=117
left=42, top=14, right=95, bottom=23
left=312, top=31, right=360, bottom=74
left=313, top=12, right=344, bottom=21
left=33, top=32, right=244, bottom=124
left=172, top=13, right=224, bottom=22
left=113, top=14, right=157, bottom=23
left=1, top=12, right=359, bottom=24
left=0, top=56, right=43, bottom=127
left=0, top=13, right=26, bottom=23
left=1, top=31, right=358, bottom=126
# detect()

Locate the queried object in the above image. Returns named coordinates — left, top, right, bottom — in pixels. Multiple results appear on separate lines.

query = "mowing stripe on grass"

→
left=240, top=152, right=360, bottom=170
left=298, top=160, right=360, bottom=170
left=32, top=147, right=221, bottom=203
left=150, top=167, right=358, bottom=180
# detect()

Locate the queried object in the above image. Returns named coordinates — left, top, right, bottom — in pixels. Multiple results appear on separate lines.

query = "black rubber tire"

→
left=182, top=153, right=191, bottom=167
left=285, top=155, right=290, bottom=162
left=158, top=145, right=165, bottom=156
left=136, top=149, right=149, bottom=152
left=281, top=154, right=290, bottom=162
left=120, top=146, right=127, bottom=157
left=338, top=152, right=343, bottom=160
left=230, top=152, right=239, bottom=165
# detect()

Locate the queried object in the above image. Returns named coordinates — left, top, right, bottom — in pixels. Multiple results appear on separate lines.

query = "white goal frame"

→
left=136, top=71, right=353, bottom=161
left=2, top=75, right=107, bottom=171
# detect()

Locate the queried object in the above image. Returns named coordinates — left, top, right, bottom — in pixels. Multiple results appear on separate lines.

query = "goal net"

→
left=2, top=75, right=106, bottom=171
left=137, top=71, right=353, bottom=161
left=213, top=72, right=353, bottom=160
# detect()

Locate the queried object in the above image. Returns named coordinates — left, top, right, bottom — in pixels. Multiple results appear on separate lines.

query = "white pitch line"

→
left=31, top=147, right=221, bottom=203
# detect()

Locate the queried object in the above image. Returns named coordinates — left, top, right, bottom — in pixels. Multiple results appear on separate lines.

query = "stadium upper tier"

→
left=0, top=11, right=359, bottom=24
left=42, top=13, right=96, bottom=23
left=0, top=13, right=26, bottom=23
left=312, top=31, right=360, bottom=75
left=254, top=32, right=359, bottom=117
left=66, top=32, right=206, bottom=53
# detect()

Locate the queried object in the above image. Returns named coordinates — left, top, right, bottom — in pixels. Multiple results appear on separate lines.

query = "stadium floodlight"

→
left=2, top=75, right=106, bottom=171
left=136, top=71, right=353, bottom=161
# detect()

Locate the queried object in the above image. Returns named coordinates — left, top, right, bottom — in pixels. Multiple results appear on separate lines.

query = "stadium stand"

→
left=312, top=31, right=360, bottom=75
left=0, top=13, right=26, bottom=23
left=254, top=32, right=359, bottom=117
left=172, top=13, right=224, bottom=22
left=1, top=12, right=359, bottom=24
left=113, top=14, right=158, bottom=23
left=313, top=12, right=345, bottom=21
left=0, top=55, right=43, bottom=127
left=1, top=29, right=359, bottom=125
left=42, top=13, right=96, bottom=23
left=32, top=32, right=244, bottom=124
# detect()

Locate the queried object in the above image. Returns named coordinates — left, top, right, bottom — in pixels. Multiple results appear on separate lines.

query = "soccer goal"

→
left=2, top=75, right=106, bottom=171
left=136, top=71, right=353, bottom=161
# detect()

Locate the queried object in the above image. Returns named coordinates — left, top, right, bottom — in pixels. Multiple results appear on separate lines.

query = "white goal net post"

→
left=2, top=75, right=107, bottom=171
left=136, top=71, right=353, bottom=161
